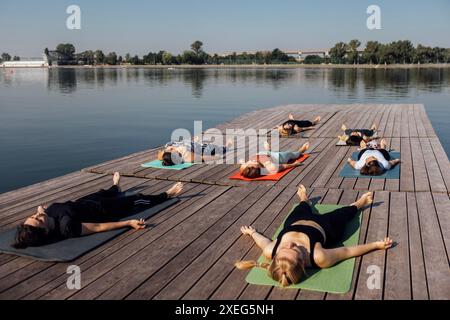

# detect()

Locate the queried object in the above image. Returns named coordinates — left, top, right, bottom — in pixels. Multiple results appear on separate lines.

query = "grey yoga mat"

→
left=0, top=198, right=179, bottom=262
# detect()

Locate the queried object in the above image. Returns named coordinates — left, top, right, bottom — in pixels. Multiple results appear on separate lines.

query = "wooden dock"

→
left=0, top=104, right=448, bottom=300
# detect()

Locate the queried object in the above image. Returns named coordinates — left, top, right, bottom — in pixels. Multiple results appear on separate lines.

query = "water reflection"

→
left=2, top=67, right=449, bottom=98
left=47, top=68, right=77, bottom=94
left=1, top=66, right=450, bottom=194
left=36, top=67, right=450, bottom=98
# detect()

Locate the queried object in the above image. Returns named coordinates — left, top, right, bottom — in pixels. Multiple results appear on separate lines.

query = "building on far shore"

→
left=285, top=49, right=330, bottom=61
left=45, top=50, right=74, bottom=66
left=1, top=54, right=48, bottom=68
left=285, top=49, right=365, bottom=62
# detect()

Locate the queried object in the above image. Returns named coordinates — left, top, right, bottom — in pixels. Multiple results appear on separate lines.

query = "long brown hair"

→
left=235, top=255, right=306, bottom=287
left=278, top=125, right=292, bottom=137
left=240, top=165, right=261, bottom=179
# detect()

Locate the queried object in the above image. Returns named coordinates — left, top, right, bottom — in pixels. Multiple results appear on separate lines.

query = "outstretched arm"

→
left=263, top=161, right=301, bottom=174
left=347, top=158, right=357, bottom=168
left=81, top=219, right=146, bottom=236
left=241, top=226, right=274, bottom=258
left=316, top=237, right=393, bottom=268
left=389, top=159, right=401, bottom=167
left=279, top=162, right=302, bottom=171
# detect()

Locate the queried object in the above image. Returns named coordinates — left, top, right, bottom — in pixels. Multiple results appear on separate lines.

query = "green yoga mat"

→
left=141, top=160, right=194, bottom=170
left=339, top=151, right=400, bottom=179
left=245, top=204, right=362, bottom=294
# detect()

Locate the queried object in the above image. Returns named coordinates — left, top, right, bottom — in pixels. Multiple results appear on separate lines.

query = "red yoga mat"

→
left=229, top=153, right=310, bottom=181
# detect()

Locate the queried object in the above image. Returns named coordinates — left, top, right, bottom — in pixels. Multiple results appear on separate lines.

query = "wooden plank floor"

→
left=0, top=104, right=448, bottom=300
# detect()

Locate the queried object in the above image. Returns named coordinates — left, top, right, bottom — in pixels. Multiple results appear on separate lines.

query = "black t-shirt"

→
left=46, top=200, right=111, bottom=241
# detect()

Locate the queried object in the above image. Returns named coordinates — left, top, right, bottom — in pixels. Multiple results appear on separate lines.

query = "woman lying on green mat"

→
left=338, top=124, right=377, bottom=146
left=347, top=139, right=401, bottom=176
left=12, top=173, right=183, bottom=249
left=157, top=136, right=233, bottom=166
left=239, top=142, right=309, bottom=179
left=236, top=185, right=393, bottom=287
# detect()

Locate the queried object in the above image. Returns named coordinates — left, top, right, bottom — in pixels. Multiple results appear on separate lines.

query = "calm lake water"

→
left=1, top=67, right=449, bottom=193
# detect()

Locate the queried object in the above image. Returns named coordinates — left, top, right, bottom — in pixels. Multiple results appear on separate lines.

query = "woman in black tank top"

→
left=278, top=114, right=321, bottom=136
left=235, top=185, right=394, bottom=287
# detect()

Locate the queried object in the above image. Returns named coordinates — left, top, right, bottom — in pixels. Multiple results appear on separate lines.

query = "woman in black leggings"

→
left=278, top=114, right=321, bottom=136
left=13, top=173, right=183, bottom=249
left=236, top=185, right=393, bottom=287
left=338, top=124, right=377, bottom=146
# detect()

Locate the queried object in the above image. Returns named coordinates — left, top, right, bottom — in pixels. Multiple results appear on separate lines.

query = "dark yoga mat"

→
left=339, top=151, right=400, bottom=179
left=0, top=198, right=179, bottom=262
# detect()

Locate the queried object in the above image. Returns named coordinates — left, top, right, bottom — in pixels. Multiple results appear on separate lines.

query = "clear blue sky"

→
left=1, top=0, right=449, bottom=57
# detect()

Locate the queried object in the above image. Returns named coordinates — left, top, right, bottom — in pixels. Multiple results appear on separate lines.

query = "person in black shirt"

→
left=338, top=124, right=378, bottom=146
left=278, top=114, right=321, bottom=136
left=12, top=172, right=183, bottom=249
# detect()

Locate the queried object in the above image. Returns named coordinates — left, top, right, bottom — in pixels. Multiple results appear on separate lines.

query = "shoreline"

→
left=4, top=63, right=450, bottom=69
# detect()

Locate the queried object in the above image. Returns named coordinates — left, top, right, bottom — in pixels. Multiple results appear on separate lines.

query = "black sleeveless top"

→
left=281, top=120, right=313, bottom=135
left=271, top=225, right=325, bottom=269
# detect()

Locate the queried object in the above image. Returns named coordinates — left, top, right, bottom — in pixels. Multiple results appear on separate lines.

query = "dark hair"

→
left=162, top=151, right=182, bottom=166
left=12, top=224, right=48, bottom=249
left=346, top=135, right=363, bottom=146
left=240, top=165, right=261, bottom=179
left=360, top=161, right=384, bottom=176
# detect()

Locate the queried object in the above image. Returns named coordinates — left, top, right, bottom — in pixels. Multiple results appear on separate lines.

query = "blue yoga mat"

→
left=0, top=198, right=179, bottom=262
left=339, top=151, right=400, bottom=179
left=141, top=160, right=194, bottom=170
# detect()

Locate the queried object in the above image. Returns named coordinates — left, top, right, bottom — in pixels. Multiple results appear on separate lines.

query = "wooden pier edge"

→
left=0, top=104, right=448, bottom=300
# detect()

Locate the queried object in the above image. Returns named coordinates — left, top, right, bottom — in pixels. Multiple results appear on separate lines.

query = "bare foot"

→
left=167, top=182, right=183, bottom=198
left=380, top=139, right=387, bottom=149
left=371, top=124, right=377, bottom=131
left=313, top=116, right=321, bottom=124
left=352, top=192, right=373, bottom=209
left=297, top=185, right=309, bottom=202
left=299, top=142, right=310, bottom=153
left=362, top=192, right=373, bottom=206
left=226, top=138, right=234, bottom=149
left=113, top=172, right=121, bottom=186
left=289, top=113, right=295, bottom=120
left=264, top=141, right=271, bottom=151
left=341, top=124, right=347, bottom=131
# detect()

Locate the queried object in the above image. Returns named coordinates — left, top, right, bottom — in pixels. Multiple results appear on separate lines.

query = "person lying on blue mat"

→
left=12, top=173, right=183, bottom=249
left=157, top=136, right=233, bottom=166
left=347, top=139, right=401, bottom=176
left=235, top=185, right=394, bottom=287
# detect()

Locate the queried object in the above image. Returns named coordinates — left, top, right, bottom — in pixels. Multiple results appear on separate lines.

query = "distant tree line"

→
left=44, top=41, right=296, bottom=66
left=308, top=39, right=450, bottom=65
left=5, top=39, right=449, bottom=66
left=0, top=52, right=20, bottom=63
